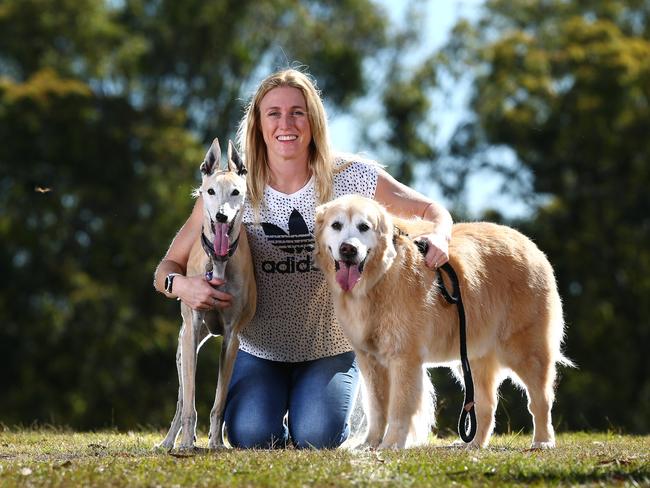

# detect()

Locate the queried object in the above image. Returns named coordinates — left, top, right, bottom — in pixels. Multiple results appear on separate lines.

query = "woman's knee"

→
left=225, top=413, right=287, bottom=449
left=290, top=415, right=349, bottom=449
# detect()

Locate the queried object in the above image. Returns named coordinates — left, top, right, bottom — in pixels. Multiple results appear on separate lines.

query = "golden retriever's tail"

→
left=557, top=353, right=576, bottom=369
left=549, top=290, right=577, bottom=369
left=406, top=367, right=436, bottom=447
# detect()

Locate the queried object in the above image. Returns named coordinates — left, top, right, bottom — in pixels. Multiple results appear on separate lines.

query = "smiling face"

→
left=259, top=86, right=312, bottom=165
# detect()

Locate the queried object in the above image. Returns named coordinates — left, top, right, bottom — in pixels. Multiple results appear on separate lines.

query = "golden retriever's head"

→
left=314, top=195, right=396, bottom=294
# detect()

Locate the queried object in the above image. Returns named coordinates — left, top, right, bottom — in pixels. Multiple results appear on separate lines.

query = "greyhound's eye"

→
left=231, top=189, right=240, bottom=196
left=358, top=223, right=370, bottom=232
left=207, top=188, right=215, bottom=196
left=331, top=221, right=342, bottom=231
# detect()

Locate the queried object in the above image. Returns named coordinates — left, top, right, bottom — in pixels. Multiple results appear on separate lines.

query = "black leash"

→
left=415, top=241, right=477, bottom=443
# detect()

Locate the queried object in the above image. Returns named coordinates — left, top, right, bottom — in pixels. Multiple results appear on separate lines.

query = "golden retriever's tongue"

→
left=214, top=222, right=230, bottom=257
left=335, top=262, right=361, bottom=292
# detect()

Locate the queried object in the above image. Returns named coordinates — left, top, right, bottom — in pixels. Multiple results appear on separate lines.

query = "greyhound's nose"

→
left=215, top=212, right=228, bottom=223
left=339, top=242, right=358, bottom=261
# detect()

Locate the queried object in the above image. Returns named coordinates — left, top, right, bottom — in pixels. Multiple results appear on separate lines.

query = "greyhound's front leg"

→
left=156, top=329, right=184, bottom=450
left=208, top=328, right=240, bottom=449
left=177, top=310, right=203, bottom=450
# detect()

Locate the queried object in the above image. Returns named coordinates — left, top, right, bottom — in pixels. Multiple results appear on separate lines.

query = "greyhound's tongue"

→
left=335, top=262, right=361, bottom=292
left=214, top=222, right=230, bottom=257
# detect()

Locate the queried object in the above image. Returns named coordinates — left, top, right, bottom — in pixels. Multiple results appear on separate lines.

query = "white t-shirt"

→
left=239, top=160, right=379, bottom=362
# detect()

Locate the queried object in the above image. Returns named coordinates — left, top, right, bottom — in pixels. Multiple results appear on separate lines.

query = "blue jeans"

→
left=223, top=349, right=359, bottom=449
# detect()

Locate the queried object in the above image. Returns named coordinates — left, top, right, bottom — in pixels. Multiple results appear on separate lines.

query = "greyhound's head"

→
left=196, top=138, right=248, bottom=264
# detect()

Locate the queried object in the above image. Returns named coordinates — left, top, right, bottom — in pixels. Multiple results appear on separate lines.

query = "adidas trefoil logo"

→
left=261, top=209, right=315, bottom=254
left=260, top=209, right=317, bottom=274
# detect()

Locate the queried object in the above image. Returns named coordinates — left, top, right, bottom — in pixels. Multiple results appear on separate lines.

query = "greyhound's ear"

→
left=200, top=138, right=221, bottom=175
left=227, top=140, right=247, bottom=176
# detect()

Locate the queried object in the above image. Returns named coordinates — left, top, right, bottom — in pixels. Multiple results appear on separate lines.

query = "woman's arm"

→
left=153, top=197, right=232, bottom=309
left=374, top=168, right=452, bottom=269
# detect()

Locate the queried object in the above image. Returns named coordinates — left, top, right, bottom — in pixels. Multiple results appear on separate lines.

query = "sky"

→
left=328, top=0, right=529, bottom=218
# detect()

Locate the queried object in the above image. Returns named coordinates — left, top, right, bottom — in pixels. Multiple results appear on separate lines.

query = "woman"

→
left=154, top=68, right=452, bottom=449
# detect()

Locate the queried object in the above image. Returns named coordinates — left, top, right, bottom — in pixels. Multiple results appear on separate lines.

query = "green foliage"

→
left=2, top=0, right=648, bottom=436
left=0, top=0, right=387, bottom=429
left=0, top=430, right=648, bottom=487
left=436, top=0, right=650, bottom=432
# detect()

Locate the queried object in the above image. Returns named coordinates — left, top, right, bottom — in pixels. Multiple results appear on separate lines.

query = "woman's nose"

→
left=280, top=113, right=295, bottom=128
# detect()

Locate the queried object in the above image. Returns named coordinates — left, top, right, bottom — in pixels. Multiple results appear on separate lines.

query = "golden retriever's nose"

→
left=339, top=242, right=358, bottom=261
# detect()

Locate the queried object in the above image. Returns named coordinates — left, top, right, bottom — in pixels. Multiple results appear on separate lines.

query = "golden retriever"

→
left=314, top=194, right=572, bottom=449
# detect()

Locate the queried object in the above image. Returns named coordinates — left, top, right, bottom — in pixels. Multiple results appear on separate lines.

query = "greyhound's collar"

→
left=201, top=227, right=241, bottom=262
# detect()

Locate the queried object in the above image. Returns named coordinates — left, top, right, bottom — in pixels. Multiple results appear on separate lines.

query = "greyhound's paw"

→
left=208, top=439, right=226, bottom=451
left=175, top=444, right=199, bottom=453
left=153, top=441, right=174, bottom=452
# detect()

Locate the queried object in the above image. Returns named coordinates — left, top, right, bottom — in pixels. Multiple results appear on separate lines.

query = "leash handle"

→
left=415, top=239, right=477, bottom=444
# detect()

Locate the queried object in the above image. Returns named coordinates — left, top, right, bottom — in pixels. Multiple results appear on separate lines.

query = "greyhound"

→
left=158, top=138, right=256, bottom=450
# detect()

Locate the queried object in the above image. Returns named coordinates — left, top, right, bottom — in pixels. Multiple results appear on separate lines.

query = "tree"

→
left=435, top=0, right=650, bottom=432
left=0, top=0, right=388, bottom=428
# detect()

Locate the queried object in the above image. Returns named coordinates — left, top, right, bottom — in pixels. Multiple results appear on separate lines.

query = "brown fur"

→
left=314, top=195, right=571, bottom=449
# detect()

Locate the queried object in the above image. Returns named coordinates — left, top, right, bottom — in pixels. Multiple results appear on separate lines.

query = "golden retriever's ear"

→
left=313, top=202, right=329, bottom=260
left=314, top=202, right=330, bottom=228
left=376, top=202, right=393, bottom=236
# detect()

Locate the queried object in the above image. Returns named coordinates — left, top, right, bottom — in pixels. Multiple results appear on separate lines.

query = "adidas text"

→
left=261, top=255, right=318, bottom=274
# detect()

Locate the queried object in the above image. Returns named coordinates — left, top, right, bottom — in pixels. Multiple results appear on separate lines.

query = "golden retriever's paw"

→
left=448, top=439, right=467, bottom=448
left=449, top=439, right=482, bottom=450
left=530, top=440, right=555, bottom=450
left=377, top=439, right=407, bottom=450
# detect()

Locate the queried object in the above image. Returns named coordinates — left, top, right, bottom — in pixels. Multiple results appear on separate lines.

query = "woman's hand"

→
left=173, top=274, right=233, bottom=310
left=416, top=232, right=450, bottom=269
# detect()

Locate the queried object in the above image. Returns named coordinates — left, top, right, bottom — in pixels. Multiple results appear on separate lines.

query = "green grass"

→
left=0, top=429, right=648, bottom=487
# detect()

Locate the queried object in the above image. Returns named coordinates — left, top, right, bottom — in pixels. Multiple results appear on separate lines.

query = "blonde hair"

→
left=237, top=68, right=334, bottom=216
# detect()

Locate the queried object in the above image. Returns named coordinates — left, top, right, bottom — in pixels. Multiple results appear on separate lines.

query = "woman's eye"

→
left=207, top=188, right=215, bottom=195
left=231, top=189, right=240, bottom=196
left=292, top=110, right=305, bottom=116
left=358, top=223, right=370, bottom=232
left=331, top=222, right=342, bottom=231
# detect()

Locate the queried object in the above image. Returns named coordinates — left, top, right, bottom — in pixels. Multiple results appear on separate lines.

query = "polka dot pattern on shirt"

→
left=239, top=160, right=379, bottom=362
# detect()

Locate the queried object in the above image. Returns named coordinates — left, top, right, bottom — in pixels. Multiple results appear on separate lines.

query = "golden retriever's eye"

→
left=207, top=188, right=215, bottom=195
left=331, top=221, right=342, bottom=231
left=358, top=223, right=370, bottom=232
left=231, top=189, right=240, bottom=196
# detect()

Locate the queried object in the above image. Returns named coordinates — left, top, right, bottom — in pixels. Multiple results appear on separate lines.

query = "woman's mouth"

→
left=277, top=135, right=298, bottom=142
